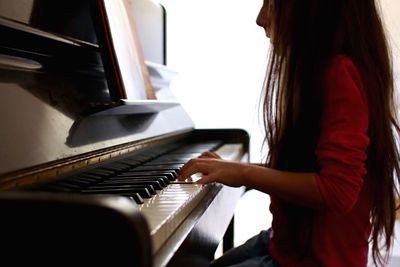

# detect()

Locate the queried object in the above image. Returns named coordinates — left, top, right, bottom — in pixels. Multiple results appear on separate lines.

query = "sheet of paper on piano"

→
left=91, top=0, right=157, bottom=101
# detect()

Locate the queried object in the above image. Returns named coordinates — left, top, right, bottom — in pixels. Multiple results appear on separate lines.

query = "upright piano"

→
left=0, top=0, right=249, bottom=266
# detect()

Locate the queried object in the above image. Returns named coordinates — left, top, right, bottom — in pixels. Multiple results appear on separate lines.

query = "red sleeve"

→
left=315, top=55, right=369, bottom=214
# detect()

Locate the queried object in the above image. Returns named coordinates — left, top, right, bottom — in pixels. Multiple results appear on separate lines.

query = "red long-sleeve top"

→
left=269, top=55, right=372, bottom=267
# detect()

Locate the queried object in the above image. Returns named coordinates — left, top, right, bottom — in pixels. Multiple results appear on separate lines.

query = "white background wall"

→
left=158, top=0, right=268, bottom=164
left=380, top=0, right=400, bottom=108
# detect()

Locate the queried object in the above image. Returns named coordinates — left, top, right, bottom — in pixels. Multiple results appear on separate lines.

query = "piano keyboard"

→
left=140, top=183, right=210, bottom=253
left=31, top=140, right=243, bottom=254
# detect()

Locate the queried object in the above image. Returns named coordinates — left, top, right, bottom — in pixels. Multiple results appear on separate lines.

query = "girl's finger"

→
left=178, top=160, right=207, bottom=181
left=199, top=151, right=221, bottom=159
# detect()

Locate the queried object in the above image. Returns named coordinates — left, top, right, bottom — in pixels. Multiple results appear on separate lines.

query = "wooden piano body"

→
left=0, top=0, right=249, bottom=266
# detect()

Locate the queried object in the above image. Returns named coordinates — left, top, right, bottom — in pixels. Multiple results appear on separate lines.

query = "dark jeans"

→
left=210, top=229, right=280, bottom=267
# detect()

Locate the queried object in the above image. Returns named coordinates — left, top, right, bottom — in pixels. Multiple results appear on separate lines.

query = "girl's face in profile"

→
left=256, top=0, right=274, bottom=40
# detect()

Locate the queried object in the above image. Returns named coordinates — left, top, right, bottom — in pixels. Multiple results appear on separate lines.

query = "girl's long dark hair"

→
left=262, top=0, right=400, bottom=265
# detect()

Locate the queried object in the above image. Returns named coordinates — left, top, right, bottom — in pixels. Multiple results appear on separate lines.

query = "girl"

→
left=178, top=0, right=400, bottom=266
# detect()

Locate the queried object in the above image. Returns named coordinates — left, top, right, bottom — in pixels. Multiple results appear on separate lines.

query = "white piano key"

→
left=139, top=183, right=209, bottom=253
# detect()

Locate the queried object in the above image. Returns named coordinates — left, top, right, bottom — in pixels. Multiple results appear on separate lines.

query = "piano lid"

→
left=0, top=0, right=194, bottom=179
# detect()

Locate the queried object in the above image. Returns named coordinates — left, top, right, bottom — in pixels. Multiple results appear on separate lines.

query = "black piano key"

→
left=144, top=159, right=186, bottom=165
left=101, top=162, right=131, bottom=172
left=118, top=158, right=143, bottom=167
left=140, top=163, right=184, bottom=169
left=153, top=152, right=202, bottom=160
left=53, top=176, right=96, bottom=188
left=51, top=181, right=82, bottom=190
left=41, top=182, right=86, bottom=192
left=101, top=179, right=164, bottom=190
left=119, top=151, right=170, bottom=167
left=81, top=187, right=152, bottom=198
left=66, top=177, right=94, bottom=185
left=118, top=171, right=176, bottom=181
left=36, top=184, right=71, bottom=192
left=87, top=184, right=156, bottom=195
left=128, top=166, right=179, bottom=176
left=129, top=193, right=144, bottom=204
left=85, top=169, right=115, bottom=177
left=106, top=181, right=161, bottom=191
left=136, top=163, right=181, bottom=169
left=108, top=176, right=169, bottom=187
left=78, top=173, right=105, bottom=180
left=128, top=169, right=180, bottom=179
left=126, top=154, right=157, bottom=163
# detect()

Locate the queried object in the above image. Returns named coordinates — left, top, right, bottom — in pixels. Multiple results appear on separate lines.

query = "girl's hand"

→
left=177, top=157, right=248, bottom=187
left=198, top=151, right=222, bottom=159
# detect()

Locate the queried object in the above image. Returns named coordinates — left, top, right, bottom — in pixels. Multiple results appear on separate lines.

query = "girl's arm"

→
left=177, top=158, right=323, bottom=209
left=243, top=163, right=323, bottom=209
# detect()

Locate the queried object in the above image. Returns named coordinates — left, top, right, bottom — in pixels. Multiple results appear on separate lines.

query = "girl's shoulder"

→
left=322, top=54, right=368, bottom=108
left=326, top=54, right=362, bottom=81
left=324, top=54, right=365, bottom=95
left=327, top=54, right=359, bottom=75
